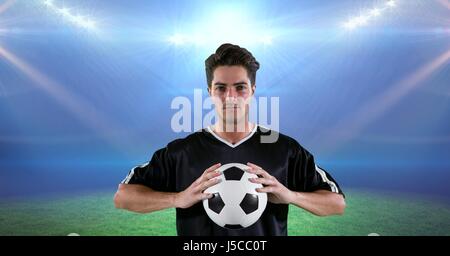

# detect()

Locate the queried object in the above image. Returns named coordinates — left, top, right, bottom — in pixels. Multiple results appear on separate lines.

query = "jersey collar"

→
left=206, top=123, right=258, bottom=148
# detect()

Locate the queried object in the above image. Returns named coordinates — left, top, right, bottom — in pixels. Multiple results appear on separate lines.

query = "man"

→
left=114, top=43, right=345, bottom=235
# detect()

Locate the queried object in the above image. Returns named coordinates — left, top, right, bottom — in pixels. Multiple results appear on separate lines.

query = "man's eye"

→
left=236, top=85, right=247, bottom=91
left=216, top=86, right=226, bottom=91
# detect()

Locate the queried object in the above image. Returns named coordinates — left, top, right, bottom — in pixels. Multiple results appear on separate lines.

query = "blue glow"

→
left=0, top=0, right=449, bottom=199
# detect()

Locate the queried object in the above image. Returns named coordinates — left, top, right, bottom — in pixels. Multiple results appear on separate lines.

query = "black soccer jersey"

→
left=121, top=125, right=344, bottom=236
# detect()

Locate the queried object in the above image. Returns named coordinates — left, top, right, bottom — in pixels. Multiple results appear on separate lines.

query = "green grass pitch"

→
left=0, top=189, right=449, bottom=236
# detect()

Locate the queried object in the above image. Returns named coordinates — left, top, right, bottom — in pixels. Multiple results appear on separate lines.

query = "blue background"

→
left=0, top=0, right=449, bottom=201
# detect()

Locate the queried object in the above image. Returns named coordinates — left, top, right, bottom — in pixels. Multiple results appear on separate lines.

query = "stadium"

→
left=0, top=0, right=449, bottom=236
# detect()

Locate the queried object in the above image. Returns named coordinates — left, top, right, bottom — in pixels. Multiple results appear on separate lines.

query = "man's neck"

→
left=211, top=121, right=255, bottom=145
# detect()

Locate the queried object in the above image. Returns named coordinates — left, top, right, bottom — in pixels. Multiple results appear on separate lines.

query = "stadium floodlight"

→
left=59, top=8, right=70, bottom=17
left=168, top=34, right=186, bottom=45
left=369, top=8, right=381, bottom=17
left=43, top=0, right=53, bottom=7
left=41, top=0, right=97, bottom=30
left=342, top=0, right=397, bottom=30
left=386, top=0, right=396, bottom=7
left=166, top=8, right=275, bottom=47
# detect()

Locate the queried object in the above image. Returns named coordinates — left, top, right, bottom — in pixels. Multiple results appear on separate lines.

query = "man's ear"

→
left=207, top=86, right=211, bottom=96
left=251, top=85, right=256, bottom=95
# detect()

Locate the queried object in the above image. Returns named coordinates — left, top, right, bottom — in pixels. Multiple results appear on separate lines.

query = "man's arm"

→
left=247, top=162, right=346, bottom=216
left=288, top=190, right=346, bottom=216
left=114, top=163, right=222, bottom=214
left=114, top=184, right=177, bottom=213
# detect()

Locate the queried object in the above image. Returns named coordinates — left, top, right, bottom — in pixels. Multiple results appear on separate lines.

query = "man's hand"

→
left=174, top=163, right=222, bottom=209
left=247, top=162, right=295, bottom=204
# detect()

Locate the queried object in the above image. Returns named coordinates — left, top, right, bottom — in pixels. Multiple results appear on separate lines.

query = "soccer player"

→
left=114, top=43, right=346, bottom=235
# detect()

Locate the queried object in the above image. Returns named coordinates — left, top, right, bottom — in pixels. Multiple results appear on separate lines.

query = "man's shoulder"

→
left=256, top=125, right=301, bottom=147
left=165, top=129, right=208, bottom=151
left=256, top=125, right=314, bottom=159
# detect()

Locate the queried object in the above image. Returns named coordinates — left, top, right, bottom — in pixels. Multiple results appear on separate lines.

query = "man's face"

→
left=208, top=65, right=255, bottom=128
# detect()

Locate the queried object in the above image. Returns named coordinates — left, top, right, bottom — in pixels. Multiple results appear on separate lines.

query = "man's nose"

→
left=225, top=87, right=238, bottom=98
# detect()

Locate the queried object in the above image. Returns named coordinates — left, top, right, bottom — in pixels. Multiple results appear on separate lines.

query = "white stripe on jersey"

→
left=315, top=165, right=339, bottom=193
left=121, top=162, right=150, bottom=184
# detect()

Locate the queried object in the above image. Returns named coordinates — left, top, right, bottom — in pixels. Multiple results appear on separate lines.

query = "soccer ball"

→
left=202, top=163, right=267, bottom=229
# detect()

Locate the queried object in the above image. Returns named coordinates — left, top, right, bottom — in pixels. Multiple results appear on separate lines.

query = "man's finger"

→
left=195, top=163, right=221, bottom=185
left=256, top=187, right=273, bottom=193
left=247, top=162, right=263, bottom=170
left=249, top=177, right=275, bottom=186
left=193, top=176, right=203, bottom=186
left=199, top=169, right=222, bottom=184
left=246, top=165, right=271, bottom=179
left=205, top=163, right=222, bottom=173
left=195, top=177, right=221, bottom=192
left=206, top=170, right=222, bottom=180
left=201, top=193, right=213, bottom=200
left=204, top=177, right=222, bottom=190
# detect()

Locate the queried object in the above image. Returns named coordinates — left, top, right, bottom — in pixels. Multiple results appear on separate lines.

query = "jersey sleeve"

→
left=287, top=139, right=344, bottom=197
left=121, top=146, right=176, bottom=192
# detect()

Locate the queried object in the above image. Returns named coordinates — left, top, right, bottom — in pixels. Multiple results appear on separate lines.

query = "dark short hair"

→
left=205, top=43, right=260, bottom=88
